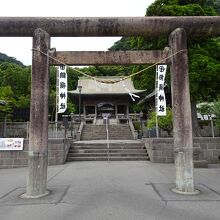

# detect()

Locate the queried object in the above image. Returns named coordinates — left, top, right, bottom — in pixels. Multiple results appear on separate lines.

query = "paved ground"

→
left=0, top=161, right=220, bottom=220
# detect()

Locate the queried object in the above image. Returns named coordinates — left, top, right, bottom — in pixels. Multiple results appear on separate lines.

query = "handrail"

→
left=76, top=121, right=84, bottom=141
left=104, top=117, right=110, bottom=161
left=128, top=118, right=138, bottom=140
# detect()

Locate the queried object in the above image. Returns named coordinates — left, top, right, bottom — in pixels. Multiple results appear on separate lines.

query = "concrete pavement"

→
left=0, top=161, right=220, bottom=220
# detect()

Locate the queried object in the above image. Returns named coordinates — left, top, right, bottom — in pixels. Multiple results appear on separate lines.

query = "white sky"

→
left=0, top=0, right=154, bottom=65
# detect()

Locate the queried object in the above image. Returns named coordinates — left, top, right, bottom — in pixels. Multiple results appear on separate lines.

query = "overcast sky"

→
left=0, top=0, right=154, bottom=65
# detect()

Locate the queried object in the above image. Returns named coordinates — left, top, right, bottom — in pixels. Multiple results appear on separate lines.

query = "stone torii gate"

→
left=0, top=16, right=219, bottom=198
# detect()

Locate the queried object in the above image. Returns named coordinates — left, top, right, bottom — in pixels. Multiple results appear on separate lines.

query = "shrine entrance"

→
left=0, top=16, right=219, bottom=198
left=97, top=103, right=115, bottom=118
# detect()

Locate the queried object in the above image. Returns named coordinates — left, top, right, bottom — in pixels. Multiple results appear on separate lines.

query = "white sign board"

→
left=156, top=65, right=167, bottom=116
left=58, top=65, right=68, bottom=113
left=0, top=138, right=24, bottom=151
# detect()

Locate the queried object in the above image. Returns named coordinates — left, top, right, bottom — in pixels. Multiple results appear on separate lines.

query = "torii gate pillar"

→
left=169, top=28, right=199, bottom=194
left=23, top=29, right=50, bottom=198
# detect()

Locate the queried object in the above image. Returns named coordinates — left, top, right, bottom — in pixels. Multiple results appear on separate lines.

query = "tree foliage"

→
left=0, top=53, right=80, bottom=121
left=0, top=61, right=31, bottom=118
left=110, top=0, right=220, bottom=103
left=197, top=100, right=220, bottom=129
left=0, top=52, right=24, bottom=67
left=147, top=107, right=173, bottom=135
left=211, top=99, right=220, bottom=128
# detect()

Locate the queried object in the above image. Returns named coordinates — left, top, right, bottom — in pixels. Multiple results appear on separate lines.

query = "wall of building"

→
left=144, top=137, right=220, bottom=164
left=0, top=138, right=72, bottom=168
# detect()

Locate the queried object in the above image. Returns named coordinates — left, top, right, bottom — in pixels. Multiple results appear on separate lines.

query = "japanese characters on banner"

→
left=58, top=65, right=68, bottom=113
left=0, top=138, right=24, bottom=151
left=156, top=65, right=167, bottom=116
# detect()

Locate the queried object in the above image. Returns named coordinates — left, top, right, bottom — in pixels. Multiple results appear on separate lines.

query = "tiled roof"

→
left=68, top=77, right=145, bottom=95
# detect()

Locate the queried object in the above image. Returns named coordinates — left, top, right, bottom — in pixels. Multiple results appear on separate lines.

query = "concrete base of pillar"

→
left=171, top=187, right=200, bottom=195
left=20, top=190, right=50, bottom=199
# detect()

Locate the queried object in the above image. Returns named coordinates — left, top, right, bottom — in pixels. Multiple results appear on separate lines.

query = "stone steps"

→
left=67, top=156, right=149, bottom=161
left=194, top=160, right=208, bottom=168
left=66, top=140, right=149, bottom=162
left=69, top=145, right=143, bottom=149
left=81, top=124, right=134, bottom=140
left=68, top=153, right=147, bottom=157
left=69, top=149, right=146, bottom=153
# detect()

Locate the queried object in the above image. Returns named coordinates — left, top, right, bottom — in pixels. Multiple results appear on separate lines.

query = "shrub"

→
left=147, top=107, right=173, bottom=135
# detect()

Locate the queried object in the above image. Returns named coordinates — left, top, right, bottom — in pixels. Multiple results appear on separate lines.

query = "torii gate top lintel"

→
left=0, top=16, right=219, bottom=37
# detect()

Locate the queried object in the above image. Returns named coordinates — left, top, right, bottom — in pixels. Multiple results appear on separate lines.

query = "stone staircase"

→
left=81, top=124, right=134, bottom=140
left=66, top=140, right=149, bottom=161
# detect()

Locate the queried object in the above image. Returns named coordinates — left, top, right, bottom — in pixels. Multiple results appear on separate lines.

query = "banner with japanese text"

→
left=0, top=138, right=24, bottom=151
left=156, top=65, right=167, bottom=116
left=58, top=65, right=68, bottom=113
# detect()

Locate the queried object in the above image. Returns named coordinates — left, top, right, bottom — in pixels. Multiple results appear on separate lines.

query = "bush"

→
left=211, top=100, right=220, bottom=129
left=133, top=121, right=141, bottom=131
left=147, top=107, right=173, bottom=135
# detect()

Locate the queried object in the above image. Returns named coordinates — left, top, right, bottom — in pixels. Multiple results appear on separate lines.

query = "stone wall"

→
left=144, top=137, right=220, bottom=164
left=0, top=122, right=78, bottom=139
left=0, top=138, right=72, bottom=168
left=144, top=138, right=174, bottom=163
left=195, top=137, right=220, bottom=163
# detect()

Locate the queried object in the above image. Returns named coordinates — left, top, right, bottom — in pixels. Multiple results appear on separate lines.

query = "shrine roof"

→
left=68, top=77, right=146, bottom=95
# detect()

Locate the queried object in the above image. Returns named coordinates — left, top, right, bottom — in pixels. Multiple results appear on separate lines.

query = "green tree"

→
left=0, top=62, right=31, bottom=119
left=197, top=102, right=213, bottom=118
left=147, top=107, right=173, bottom=135
left=0, top=86, right=16, bottom=115
left=211, top=99, right=220, bottom=129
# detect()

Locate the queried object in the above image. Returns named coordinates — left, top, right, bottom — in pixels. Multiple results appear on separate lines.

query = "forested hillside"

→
left=0, top=52, right=24, bottom=67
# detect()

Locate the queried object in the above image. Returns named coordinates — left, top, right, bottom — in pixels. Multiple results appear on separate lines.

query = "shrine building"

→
left=69, top=77, right=145, bottom=124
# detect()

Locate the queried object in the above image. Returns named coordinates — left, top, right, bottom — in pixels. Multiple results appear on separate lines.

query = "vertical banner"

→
left=156, top=65, right=167, bottom=116
left=58, top=65, right=68, bottom=113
